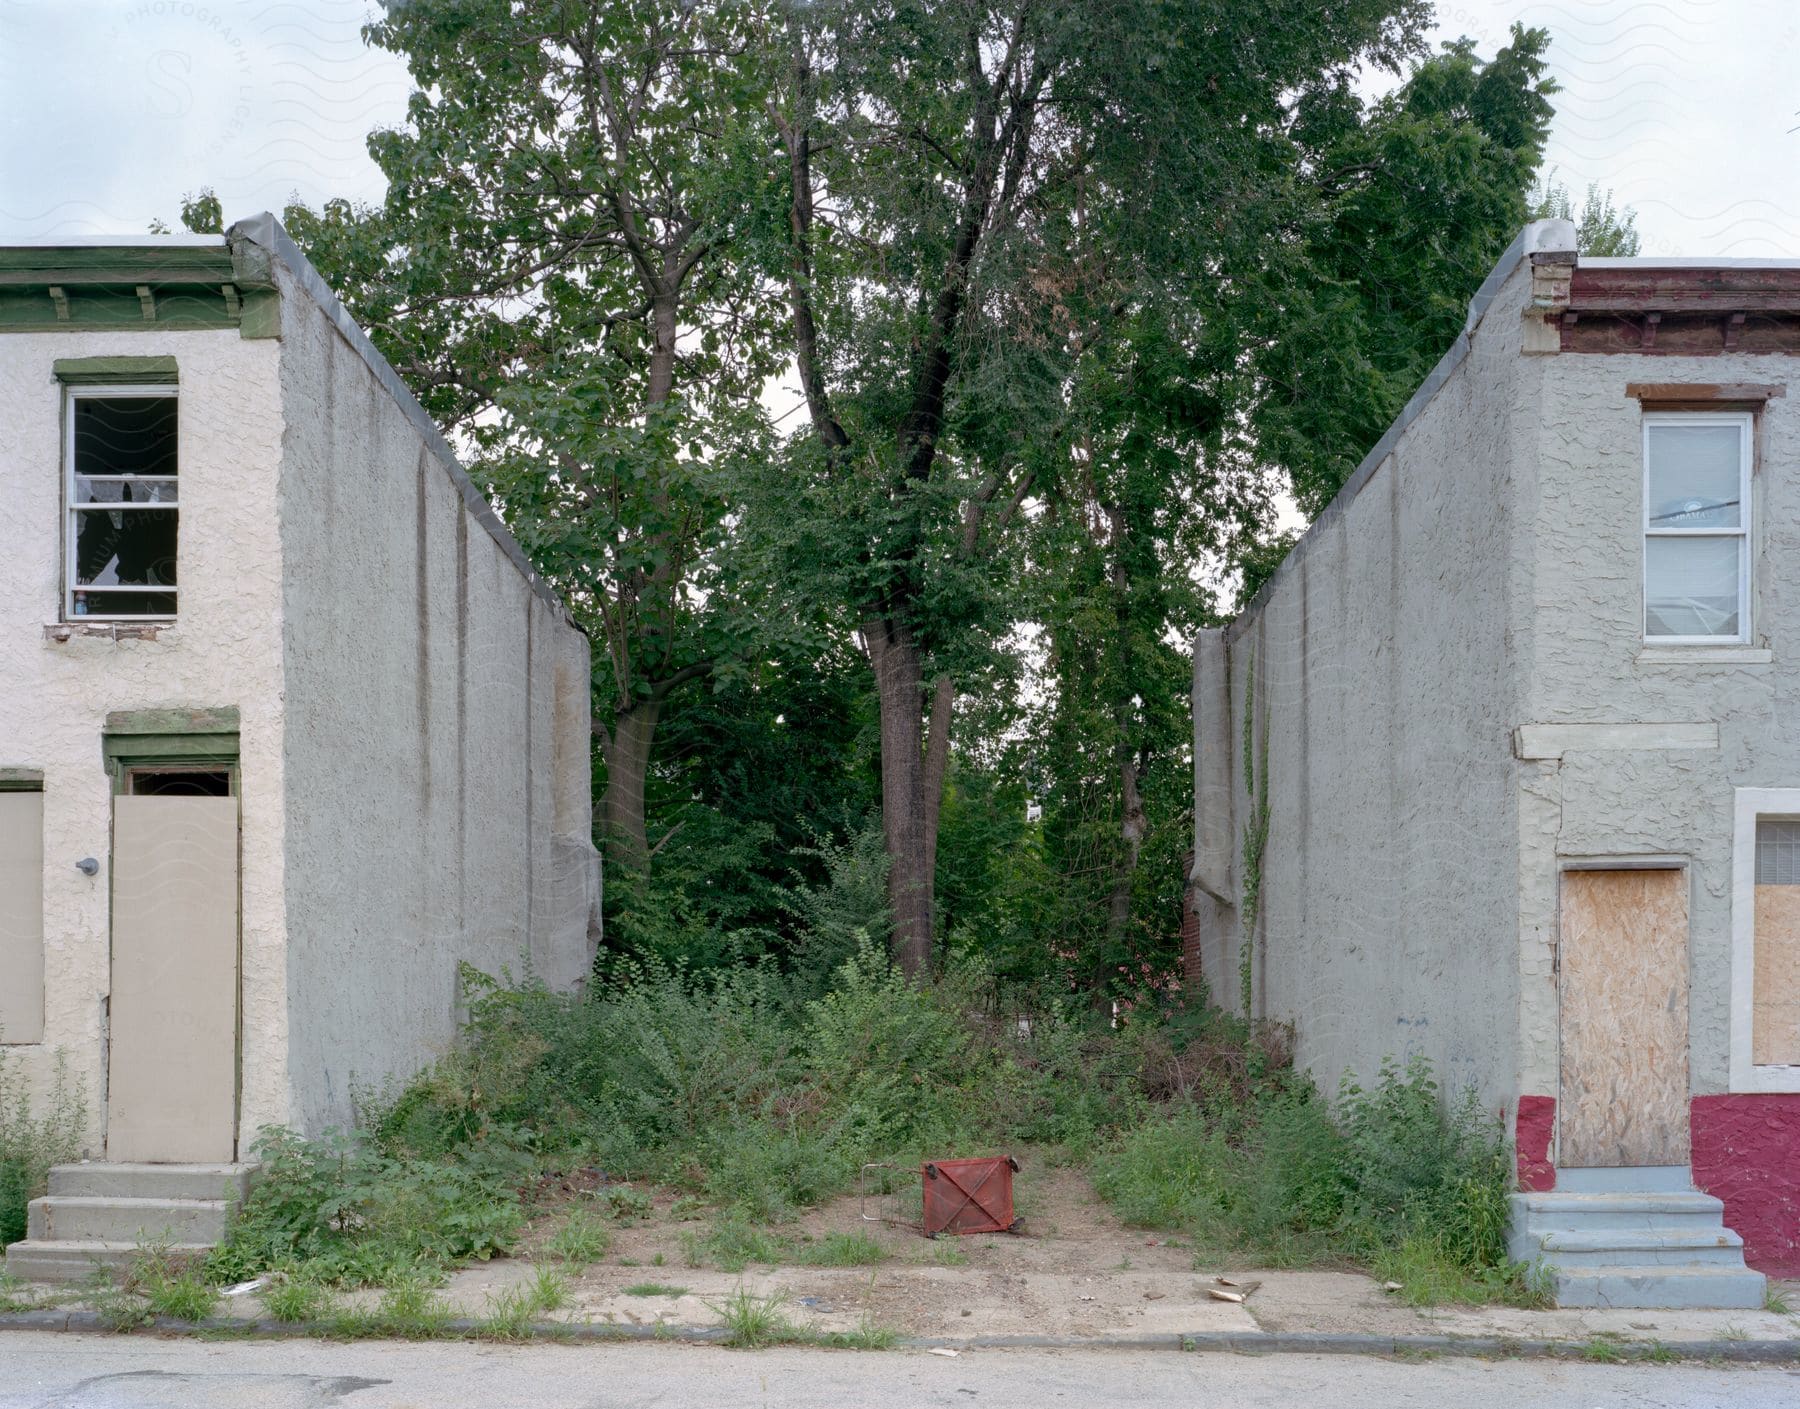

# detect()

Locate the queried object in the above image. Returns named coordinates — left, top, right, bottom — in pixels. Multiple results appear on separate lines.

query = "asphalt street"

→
left=1, top=1334, right=1796, bottom=1409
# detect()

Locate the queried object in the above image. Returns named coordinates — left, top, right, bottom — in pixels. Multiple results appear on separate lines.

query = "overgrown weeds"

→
left=260, top=1268, right=331, bottom=1324
left=546, top=1210, right=610, bottom=1266
left=0, top=1047, right=88, bottom=1246
left=200, top=936, right=1535, bottom=1310
left=1092, top=1052, right=1535, bottom=1298
left=207, top=1125, right=528, bottom=1287
left=710, top=1284, right=803, bottom=1348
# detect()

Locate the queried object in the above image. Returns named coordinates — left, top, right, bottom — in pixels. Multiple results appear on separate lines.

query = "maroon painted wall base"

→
left=1515, top=1095, right=1556, bottom=1192
left=1691, top=1093, right=1800, bottom=1277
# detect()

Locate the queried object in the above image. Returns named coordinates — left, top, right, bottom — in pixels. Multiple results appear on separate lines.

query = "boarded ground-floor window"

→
left=1732, top=789, right=1800, bottom=1090
left=1753, top=818, right=1800, bottom=1066
left=0, top=779, right=45, bottom=1044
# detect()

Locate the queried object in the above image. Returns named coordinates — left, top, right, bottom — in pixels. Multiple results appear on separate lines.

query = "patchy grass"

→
left=370, top=1277, right=455, bottom=1339
left=793, top=1230, right=887, bottom=1267
left=546, top=1210, right=610, bottom=1267
left=815, top=1314, right=899, bottom=1350
left=709, top=1285, right=803, bottom=1349
left=1372, top=1237, right=1552, bottom=1309
left=260, top=1270, right=331, bottom=1324
left=479, top=1266, right=569, bottom=1340
left=127, top=1242, right=218, bottom=1323
left=623, top=1282, right=689, bottom=1297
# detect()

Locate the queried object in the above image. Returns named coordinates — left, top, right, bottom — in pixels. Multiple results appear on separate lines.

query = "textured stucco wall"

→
left=0, top=328, right=290, bottom=1149
left=1691, top=1094, right=1800, bottom=1274
left=1518, top=349, right=1800, bottom=1100
left=271, top=259, right=598, bottom=1136
left=1191, top=259, right=1535, bottom=1110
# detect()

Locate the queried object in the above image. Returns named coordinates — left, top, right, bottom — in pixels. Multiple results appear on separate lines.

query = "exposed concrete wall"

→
left=0, top=327, right=290, bottom=1149
left=270, top=257, right=599, bottom=1137
left=1520, top=349, right=1800, bottom=1099
left=1192, top=257, right=1537, bottom=1109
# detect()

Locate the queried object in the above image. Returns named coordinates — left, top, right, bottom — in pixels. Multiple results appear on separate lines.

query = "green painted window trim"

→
left=104, top=707, right=239, bottom=737
left=54, top=356, right=178, bottom=385
left=0, top=768, right=44, bottom=791
left=101, top=729, right=240, bottom=797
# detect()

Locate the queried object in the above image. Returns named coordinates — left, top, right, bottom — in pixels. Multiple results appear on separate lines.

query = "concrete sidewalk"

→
left=5, top=1260, right=1796, bottom=1360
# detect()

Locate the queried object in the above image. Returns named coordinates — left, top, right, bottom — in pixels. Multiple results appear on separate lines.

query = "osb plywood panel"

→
left=1753, top=886, right=1800, bottom=1066
left=107, top=796, right=238, bottom=1163
left=1560, top=869, right=1690, bottom=1167
left=0, top=792, right=45, bottom=1044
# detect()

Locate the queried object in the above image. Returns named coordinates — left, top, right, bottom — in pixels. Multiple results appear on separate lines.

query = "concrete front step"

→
left=1551, top=1265, right=1768, bottom=1310
left=1555, top=1165, right=1692, bottom=1194
left=46, top=1162, right=254, bottom=1203
left=1509, top=1191, right=1726, bottom=1236
left=2, top=1239, right=213, bottom=1285
left=1527, top=1225, right=1748, bottom=1269
left=26, top=1195, right=230, bottom=1245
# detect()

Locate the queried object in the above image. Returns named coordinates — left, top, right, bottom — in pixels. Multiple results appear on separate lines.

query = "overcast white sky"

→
left=0, top=0, right=1794, bottom=251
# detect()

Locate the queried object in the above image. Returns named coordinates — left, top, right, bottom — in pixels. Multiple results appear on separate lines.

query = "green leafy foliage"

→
left=1091, top=1052, right=1529, bottom=1291
left=207, top=1126, right=529, bottom=1286
left=129, top=1242, right=219, bottom=1323
left=1531, top=177, right=1641, bottom=256
left=0, top=1048, right=87, bottom=1247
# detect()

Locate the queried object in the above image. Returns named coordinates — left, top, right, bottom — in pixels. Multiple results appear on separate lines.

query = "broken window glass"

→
left=66, top=393, right=179, bottom=619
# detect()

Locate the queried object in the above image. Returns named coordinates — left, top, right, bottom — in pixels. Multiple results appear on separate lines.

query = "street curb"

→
left=1, top=1310, right=1797, bottom=1362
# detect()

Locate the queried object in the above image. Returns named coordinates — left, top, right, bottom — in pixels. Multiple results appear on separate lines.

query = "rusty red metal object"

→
left=920, top=1155, right=1020, bottom=1237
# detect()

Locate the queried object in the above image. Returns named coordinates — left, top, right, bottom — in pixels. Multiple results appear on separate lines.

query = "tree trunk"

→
left=1105, top=747, right=1147, bottom=949
left=1102, top=504, right=1144, bottom=958
left=598, top=696, right=661, bottom=874
left=922, top=672, right=954, bottom=878
left=865, top=616, right=933, bottom=977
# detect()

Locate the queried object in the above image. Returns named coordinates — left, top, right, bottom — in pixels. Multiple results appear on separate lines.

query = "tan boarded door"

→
left=0, top=791, right=45, bottom=1044
left=107, top=795, right=239, bottom=1162
left=1559, top=868, right=1690, bottom=1167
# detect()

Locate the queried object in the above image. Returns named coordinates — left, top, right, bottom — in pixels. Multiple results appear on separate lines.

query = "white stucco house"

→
left=0, top=217, right=600, bottom=1279
left=1190, top=219, right=1800, bottom=1306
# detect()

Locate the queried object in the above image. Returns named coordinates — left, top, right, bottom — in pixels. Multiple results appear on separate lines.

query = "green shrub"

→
left=1089, top=1107, right=1230, bottom=1230
left=698, top=1117, right=850, bottom=1222
left=0, top=1048, right=88, bottom=1246
left=1091, top=1050, right=1518, bottom=1285
left=209, top=1126, right=528, bottom=1285
left=594, top=1184, right=656, bottom=1223
left=805, top=941, right=986, bottom=1159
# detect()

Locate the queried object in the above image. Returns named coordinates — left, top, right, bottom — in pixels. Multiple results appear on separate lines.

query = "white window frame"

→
left=1641, top=410, right=1752, bottom=646
left=1730, top=787, right=1800, bottom=1093
left=63, top=383, right=180, bottom=622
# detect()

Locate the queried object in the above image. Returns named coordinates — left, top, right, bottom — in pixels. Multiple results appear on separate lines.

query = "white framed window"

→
left=1642, top=411, right=1751, bottom=644
left=1730, top=788, right=1800, bottom=1092
left=63, top=385, right=179, bottom=620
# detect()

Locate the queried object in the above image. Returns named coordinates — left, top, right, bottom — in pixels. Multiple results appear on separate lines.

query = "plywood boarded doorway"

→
left=1558, top=867, right=1690, bottom=1167
left=106, top=793, right=239, bottom=1162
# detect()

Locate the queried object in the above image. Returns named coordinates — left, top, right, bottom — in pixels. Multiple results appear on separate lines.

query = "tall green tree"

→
left=286, top=0, right=788, bottom=879
left=1021, top=26, right=1555, bottom=993
left=763, top=0, right=1431, bottom=974
left=1531, top=176, right=1641, bottom=256
left=1252, top=24, right=1557, bottom=515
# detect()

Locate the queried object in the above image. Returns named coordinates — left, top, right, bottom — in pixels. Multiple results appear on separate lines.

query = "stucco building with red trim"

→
left=1188, top=219, right=1800, bottom=1306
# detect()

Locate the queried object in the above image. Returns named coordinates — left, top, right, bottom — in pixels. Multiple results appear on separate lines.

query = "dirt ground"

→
left=237, top=1156, right=1800, bottom=1346
left=446, top=1152, right=1266, bottom=1338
